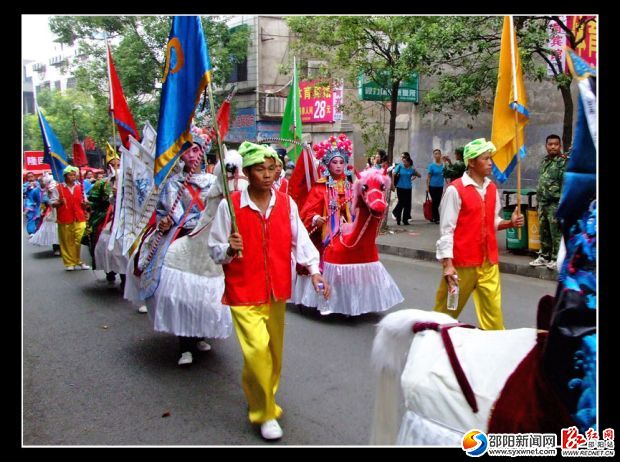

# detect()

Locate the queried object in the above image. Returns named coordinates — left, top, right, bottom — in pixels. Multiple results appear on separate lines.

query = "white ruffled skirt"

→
left=146, top=266, right=233, bottom=338
left=94, top=229, right=128, bottom=274
left=28, top=220, right=58, bottom=246
left=123, top=252, right=144, bottom=306
left=293, top=261, right=404, bottom=316
left=396, top=410, right=463, bottom=446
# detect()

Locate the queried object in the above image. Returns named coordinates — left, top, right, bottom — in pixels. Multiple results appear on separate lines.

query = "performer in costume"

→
left=433, top=138, right=524, bottom=330
left=208, top=141, right=329, bottom=440
left=49, top=166, right=91, bottom=271
left=272, top=151, right=289, bottom=194
left=138, top=133, right=223, bottom=366
left=29, top=173, right=61, bottom=255
left=23, top=172, right=42, bottom=236
left=293, top=134, right=355, bottom=307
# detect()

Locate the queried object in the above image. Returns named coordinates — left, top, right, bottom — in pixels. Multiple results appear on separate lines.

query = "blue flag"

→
left=557, top=49, right=597, bottom=234
left=38, top=109, right=69, bottom=182
left=154, top=16, right=212, bottom=187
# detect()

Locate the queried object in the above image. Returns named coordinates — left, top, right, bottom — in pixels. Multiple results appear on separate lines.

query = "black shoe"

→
left=396, top=220, right=401, bottom=225
left=403, top=220, right=410, bottom=225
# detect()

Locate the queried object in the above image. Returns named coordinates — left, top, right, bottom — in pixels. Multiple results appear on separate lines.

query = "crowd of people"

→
left=25, top=131, right=567, bottom=441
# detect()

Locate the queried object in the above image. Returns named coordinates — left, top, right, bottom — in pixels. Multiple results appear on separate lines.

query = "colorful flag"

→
left=72, top=139, right=88, bottom=168
left=491, top=16, right=529, bottom=183
left=154, top=16, right=212, bottom=187
left=280, top=58, right=303, bottom=162
left=107, top=43, right=140, bottom=149
left=37, top=110, right=69, bottom=182
left=556, top=49, right=596, bottom=232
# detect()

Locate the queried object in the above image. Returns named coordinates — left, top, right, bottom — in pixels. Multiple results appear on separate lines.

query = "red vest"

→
left=452, top=178, right=499, bottom=267
left=222, top=190, right=292, bottom=306
left=56, top=183, right=86, bottom=224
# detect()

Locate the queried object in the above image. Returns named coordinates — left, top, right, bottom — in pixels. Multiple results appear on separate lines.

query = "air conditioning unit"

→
left=263, top=95, right=286, bottom=116
left=307, top=60, right=326, bottom=78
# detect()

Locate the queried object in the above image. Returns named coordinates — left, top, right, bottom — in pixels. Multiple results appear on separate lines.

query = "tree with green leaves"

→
left=47, top=15, right=250, bottom=147
left=423, top=16, right=596, bottom=149
left=23, top=88, right=99, bottom=155
left=286, top=16, right=440, bottom=163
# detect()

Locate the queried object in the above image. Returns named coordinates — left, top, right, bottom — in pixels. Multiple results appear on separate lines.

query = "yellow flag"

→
left=491, top=16, right=529, bottom=183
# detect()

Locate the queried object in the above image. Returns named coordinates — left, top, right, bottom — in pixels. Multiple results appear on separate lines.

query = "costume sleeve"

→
left=494, top=189, right=503, bottom=230
left=436, top=185, right=461, bottom=260
left=208, top=198, right=233, bottom=265
left=299, top=185, right=325, bottom=230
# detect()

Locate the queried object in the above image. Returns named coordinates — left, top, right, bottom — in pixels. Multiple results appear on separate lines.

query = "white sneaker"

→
left=546, top=260, right=557, bottom=270
left=53, top=250, right=61, bottom=256
left=196, top=340, right=211, bottom=352
left=137, top=305, right=148, bottom=314
left=177, top=351, right=193, bottom=366
left=260, top=419, right=283, bottom=440
left=76, top=263, right=91, bottom=270
left=65, top=265, right=76, bottom=271
left=529, top=256, right=549, bottom=267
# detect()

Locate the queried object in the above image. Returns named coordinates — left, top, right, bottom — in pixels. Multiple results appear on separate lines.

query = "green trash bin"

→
left=502, top=191, right=528, bottom=251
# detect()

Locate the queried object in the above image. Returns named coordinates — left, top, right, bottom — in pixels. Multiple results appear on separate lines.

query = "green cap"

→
left=463, top=138, right=497, bottom=163
left=63, top=165, right=79, bottom=175
left=238, top=141, right=278, bottom=168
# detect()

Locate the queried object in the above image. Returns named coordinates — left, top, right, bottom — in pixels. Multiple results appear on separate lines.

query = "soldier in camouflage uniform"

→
left=530, top=134, right=567, bottom=270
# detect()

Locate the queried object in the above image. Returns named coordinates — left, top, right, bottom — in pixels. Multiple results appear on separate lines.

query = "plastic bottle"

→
left=446, top=276, right=459, bottom=311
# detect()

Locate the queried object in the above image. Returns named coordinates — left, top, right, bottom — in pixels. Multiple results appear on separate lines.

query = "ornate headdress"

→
left=189, top=124, right=214, bottom=152
left=312, top=134, right=354, bottom=180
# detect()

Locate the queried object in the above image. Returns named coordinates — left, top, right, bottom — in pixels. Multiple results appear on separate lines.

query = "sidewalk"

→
left=378, top=201, right=558, bottom=281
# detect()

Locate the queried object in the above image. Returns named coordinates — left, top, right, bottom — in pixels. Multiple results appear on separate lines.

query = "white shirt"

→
left=208, top=188, right=321, bottom=275
left=436, top=172, right=503, bottom=260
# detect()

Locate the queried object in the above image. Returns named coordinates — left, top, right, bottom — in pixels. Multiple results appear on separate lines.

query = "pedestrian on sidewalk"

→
left=443, top=146, right=466, bottom=184
left=433, top=138, right=524, bottom=330
left=529, top=134, right=567, bottom=271
left=208, top=141, right=329, bottom=440
left=50, top=166, right=91, bottom=271
left=426, top=149, right=445, bottom=223
left=391, top=152, right=421, bottom=225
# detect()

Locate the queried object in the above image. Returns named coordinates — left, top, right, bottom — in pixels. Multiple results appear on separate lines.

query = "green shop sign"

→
left=358, top=72, right=419, bottom=103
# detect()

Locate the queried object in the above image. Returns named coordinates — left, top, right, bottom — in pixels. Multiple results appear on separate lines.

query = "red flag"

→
left=288, top=146, right=319, bottom=206
left=216, top=98, right=231, bottom=140
left=107, top=43, right=140, bottom=148
left=72, top=141, right=88, bottom=167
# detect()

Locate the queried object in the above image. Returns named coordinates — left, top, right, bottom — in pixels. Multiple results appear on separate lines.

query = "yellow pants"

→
left=57, top=222, right=86, bottom=267
left=230, top=300, right=286, bottom=424
left=433, top=260, right=505, bottom=330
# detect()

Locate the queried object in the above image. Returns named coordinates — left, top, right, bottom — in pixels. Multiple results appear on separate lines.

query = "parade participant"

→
left=426, top=149, right=445, bottom=223
left=391, top=152, right=421, bottom=226
left=208, top=141, right=329, bottom=440
left=49, top=166, right=91, bottom=271
left=88, top=152, right=123, bottom=284
left=138, top=134, right=220, bottom=365
left=23, top=172, right=42, bottom=236
left=28, top=173, right=60, bottom=255
left=443, top=146, right=466, bottom=183
left=293, top=134, right=354, bottom=307
left=82, top=170, right=95, bottom=197
left=272, top=153, right=289, bottom=194
left=529, top=134, right=567, bottom=270
left=433, top=138, right=524, bottom=330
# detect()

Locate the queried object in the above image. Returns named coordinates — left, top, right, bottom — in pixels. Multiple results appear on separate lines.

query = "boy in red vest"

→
left=209, top=141, right=329, bottom=440
left=50, top=166, right=91, bottom=271
left=433, top=138, right=524, bottom=330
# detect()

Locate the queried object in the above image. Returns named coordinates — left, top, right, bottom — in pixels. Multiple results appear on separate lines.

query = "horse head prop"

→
left=352, top=168, right=391, bottom=219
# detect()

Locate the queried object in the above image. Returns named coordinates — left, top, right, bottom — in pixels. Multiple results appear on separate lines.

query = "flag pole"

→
left=509, top=16, right=522, bottom=239
left=207, top=78, right=241, bottom=257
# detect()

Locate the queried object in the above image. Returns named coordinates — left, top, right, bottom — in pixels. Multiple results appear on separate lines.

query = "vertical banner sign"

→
left=300, top=80, right=335, bottom=124
left=332, top=80, right=344, bottom=121
left=547, top=17, right=567, bottom=76
left=566, top=16, right=597, bottom=70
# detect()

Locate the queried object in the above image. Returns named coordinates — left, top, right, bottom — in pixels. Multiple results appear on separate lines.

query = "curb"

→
left=377, top=244, right=558, bottom=282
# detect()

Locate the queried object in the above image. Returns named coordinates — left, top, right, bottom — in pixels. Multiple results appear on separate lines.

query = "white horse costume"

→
left=146, top=151, right=247, bottom=339
left=370, top=309, right=537, bottom=445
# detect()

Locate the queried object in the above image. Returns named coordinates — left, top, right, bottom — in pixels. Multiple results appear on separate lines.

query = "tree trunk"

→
left=387, top=79, right=400, bottom=163
left=382, top=80, right=400, bottom=231
left=559, top=84, right=574, bottom=150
